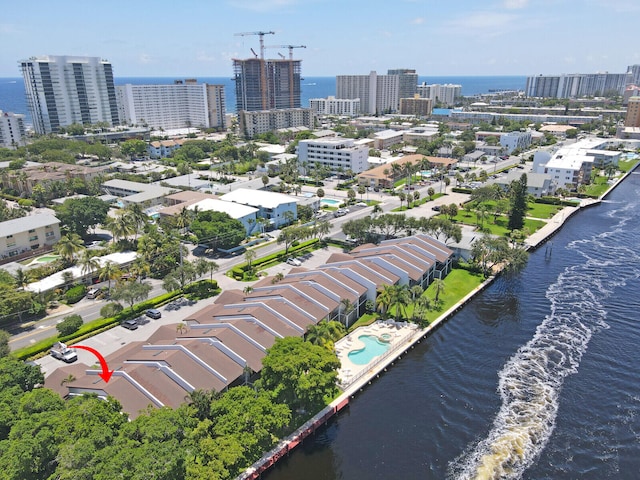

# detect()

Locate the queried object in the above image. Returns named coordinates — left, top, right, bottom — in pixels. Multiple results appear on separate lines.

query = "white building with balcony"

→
left=0, top=214, right=61, bottom=260
left=297, top=137, right=369, bottom=174
left=309, top=96, right=360, bottom=116
left=0, top=111, right=26, bottom=148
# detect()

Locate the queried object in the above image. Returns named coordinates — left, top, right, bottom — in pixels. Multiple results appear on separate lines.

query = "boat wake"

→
left=449, top=198, right=640, bottom=479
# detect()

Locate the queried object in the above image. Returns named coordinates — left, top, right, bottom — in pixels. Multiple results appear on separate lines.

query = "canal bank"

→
left=239, top=162, right=640, bottom=480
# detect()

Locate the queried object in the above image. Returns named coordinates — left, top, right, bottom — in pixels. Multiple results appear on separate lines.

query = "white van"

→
left=86, top=289, right=99, bottom=299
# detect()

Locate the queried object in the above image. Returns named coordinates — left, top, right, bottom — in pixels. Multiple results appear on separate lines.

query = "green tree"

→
left=120, top=139, right=148, bottom=160
left=305, top=321, right=345, bottom=350
left=99, top=260, right=120, bottom=293
left=55, top=197, right=110, bottom=238
left=163, top=261, right=197, bottom=292
left=190, top=211, right=245, bottom=251
left=54, top=232, right=85, bottom=264
left=508, top=174, right=528, bottom=231
left=56, top=314, right=83, bottom=337
left=78, top=248, right=100, bottom=279
left=257, top=337, right=340, bottom=416
left=111, top=281, right=152, bottom=311
left=0, top=330, right=10, bottom=358
left=277, top=225, right=310, bottom=255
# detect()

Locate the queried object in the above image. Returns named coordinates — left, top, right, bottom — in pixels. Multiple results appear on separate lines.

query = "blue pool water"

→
left=321, top=198, right=340, bottom=206
left=348, top=335, right=391, bottom=365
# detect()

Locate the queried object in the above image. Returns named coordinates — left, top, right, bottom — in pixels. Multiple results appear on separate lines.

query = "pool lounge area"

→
left=335, top=320, right=419, bottom=386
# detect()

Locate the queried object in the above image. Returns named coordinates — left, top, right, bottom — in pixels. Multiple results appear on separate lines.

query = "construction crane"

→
left=265, top=44, right=307, bottom=60
left=250, top=48, right=258, bottom=59
left=234, top=31, right=275, bottom=60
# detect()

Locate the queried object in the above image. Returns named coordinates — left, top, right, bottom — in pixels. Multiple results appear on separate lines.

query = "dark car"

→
left=121, top=319, right=138, bottom=330
left=145, top=308, right=162, bottom=319
left=432, top=205, right=441, bottom=211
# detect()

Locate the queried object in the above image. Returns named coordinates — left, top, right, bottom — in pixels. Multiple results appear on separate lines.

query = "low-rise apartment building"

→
left=46, top=234, right=453, bottom=418
left=0, top=214, right=61, bottom=261
left=296, top=137, right=369, bottom=174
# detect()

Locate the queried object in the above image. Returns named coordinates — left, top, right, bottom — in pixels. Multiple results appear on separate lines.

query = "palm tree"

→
left=14, top=268, right=30, bottom=291
left=99, top=260, right=120, bottom=293
left=176, top=206, right=194, bottom=234
left=55, top=233, right=85, bottom=264
left=60, top=374, right=76, bottom=387
left=79, top=249, right=101, bottom=280
left=105, top=212, right=135, bottom=244
left=176, top=322, right=188, bottom=334
left=376, top=284, right=394, bottom=318
left=306, top=320, right=346, bottom=350
left=125, top=203, right=148, bottom=240
left=339, top=298, right=356, bottom=327
left=244, top=249, right=257, bottom=274
left=243, top=286, right=253, bottom=296
left=388, top=284, right=411, bottom=322
left=432, top=278, right=446, bottom=303
left=130, top=257, right=151, bottom=283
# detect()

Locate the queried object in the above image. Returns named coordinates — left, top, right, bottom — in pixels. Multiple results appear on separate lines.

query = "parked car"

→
left=355, top=202, right=368, bottom=207
left=334, top=209, right=347, bottom=217
left=121, top=319, right=138, bottom=330
left=432, top=205, right=441, bottom=211
left=286, top=257, right=302, bottom=267
left=145, top=308, right=162, bottom=319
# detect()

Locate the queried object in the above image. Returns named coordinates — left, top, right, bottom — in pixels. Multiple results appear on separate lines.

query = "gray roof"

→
left=2, top=213, right=60, bottom=237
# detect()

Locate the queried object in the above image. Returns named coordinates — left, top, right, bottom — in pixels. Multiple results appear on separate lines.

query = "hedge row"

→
left=535, top=196, right=580, bottom=206
left=229, top=239, right=320, bottom=280
left=13, top=289, right=185, bottom=361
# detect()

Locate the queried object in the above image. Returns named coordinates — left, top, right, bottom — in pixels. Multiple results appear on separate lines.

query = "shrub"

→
left=184, top=279, right=219, bottom=300
left=18, top=199, right=35, bottom=207
left=65, top=285, right=87, bottom=304
left=100, top=302, right=124, bottom=318
left=56, top=314, right=83, bottom=336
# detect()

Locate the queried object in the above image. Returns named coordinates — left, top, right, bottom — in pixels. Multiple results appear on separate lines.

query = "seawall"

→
left=238, top=160, right=640, bottom=480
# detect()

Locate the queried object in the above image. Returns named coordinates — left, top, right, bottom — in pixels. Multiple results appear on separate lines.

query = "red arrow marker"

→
left=70, top=345, right=114, bottom=383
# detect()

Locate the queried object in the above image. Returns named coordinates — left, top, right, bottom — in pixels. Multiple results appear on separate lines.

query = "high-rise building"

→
left=0, top=111, right=26, bottom=148
left=116, top=80, right=226, bottom=130
left=238, top=108, right=314, bottom=139
left=388, top=69, right=418, bottom=101
left=399, top=95, right=433, bottom=116
left=625, top=97, right=640, bottom=127
left=417, top=83, right=462, bottom=106
left=233, top=58, right=301, bottom=112
left=336, top=71, right=408, bottom=114
left=526, top=69, right=633, bottom=98
left=19, top=55, right=119, bottom=134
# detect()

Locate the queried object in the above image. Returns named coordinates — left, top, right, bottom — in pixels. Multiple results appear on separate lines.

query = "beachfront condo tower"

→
left=19, top=55, right=120, bottom=134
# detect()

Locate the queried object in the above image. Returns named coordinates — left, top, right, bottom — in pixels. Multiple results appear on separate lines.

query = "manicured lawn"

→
left=618, top=159, right=639, bottom=173
left=348, top=313, right=378, bottom=332
left=400, top=269, right=485, bottom=323
left=526, top=202, right=563, bottom=219
left=452, top=211, right=546, bottom=236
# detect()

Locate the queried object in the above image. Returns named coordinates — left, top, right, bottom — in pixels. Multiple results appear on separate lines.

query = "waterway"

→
left=265, top=171, right=640, bottom=479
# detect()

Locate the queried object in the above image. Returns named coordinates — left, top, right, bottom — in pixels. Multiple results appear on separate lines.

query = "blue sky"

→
left=1, top=0, right=638, bottom=77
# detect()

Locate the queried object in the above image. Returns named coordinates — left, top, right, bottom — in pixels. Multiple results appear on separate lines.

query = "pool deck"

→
left=335, top=321, right=420, bottom=387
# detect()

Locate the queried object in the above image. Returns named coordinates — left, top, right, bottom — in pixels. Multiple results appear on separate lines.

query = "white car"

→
left=286, top=257, right=302, bottom=266
left=355, top=202, right=368, bottom=207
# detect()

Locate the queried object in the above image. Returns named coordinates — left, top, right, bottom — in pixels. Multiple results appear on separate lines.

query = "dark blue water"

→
left=0, top=75, right=526, bottom=127
left=264, top=170, right=640, bottom=480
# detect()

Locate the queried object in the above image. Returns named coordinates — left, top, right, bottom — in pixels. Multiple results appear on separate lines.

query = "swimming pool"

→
left=347, top=335, right=391, bottom=365
left=321, top=198, right=341, bottom=207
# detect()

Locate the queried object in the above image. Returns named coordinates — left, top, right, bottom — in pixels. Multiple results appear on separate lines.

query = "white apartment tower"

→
left=20, top=55, right=120, bottom=134
left=417, top=83, right=462, bottom=107
left=296, top=137, right=369, bottom=174
left=116, top=80, right=226, bottom=130
left=0, top=111, right=26, bottom=148
left=336, top=71, right=407, bottom=114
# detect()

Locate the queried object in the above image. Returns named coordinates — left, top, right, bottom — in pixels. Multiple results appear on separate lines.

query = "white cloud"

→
left=411, top=17, right=425, bottom=25
left=0, top=24, right=20, bottom=35
left=503, top=0, right=529, bottom=9
left=139, top=54, right=153, bottom=64
left=448, top=11, right=518, bottom=30
left=227, top=0, right=299, bottom=12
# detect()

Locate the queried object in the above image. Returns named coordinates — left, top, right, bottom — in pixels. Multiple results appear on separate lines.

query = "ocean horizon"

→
left=0, top=75, right=526, bottom=127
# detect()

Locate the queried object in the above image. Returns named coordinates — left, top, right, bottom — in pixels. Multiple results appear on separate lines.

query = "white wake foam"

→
left=449, top=197, right=640, bottom=480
